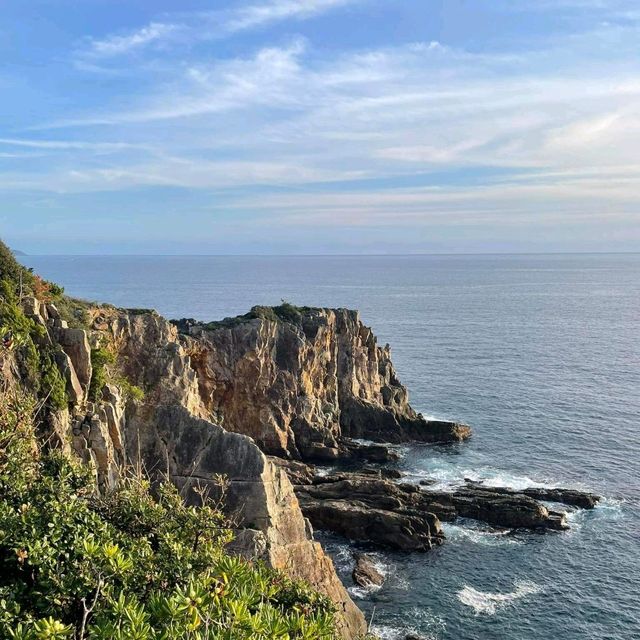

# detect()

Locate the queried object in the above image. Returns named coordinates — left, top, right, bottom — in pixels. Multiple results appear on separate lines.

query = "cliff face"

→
left=14, top=301, right=469, bottom=639
left=180, top=307, right=470, bottom=461
left=18, top=303, right=367, bottom=640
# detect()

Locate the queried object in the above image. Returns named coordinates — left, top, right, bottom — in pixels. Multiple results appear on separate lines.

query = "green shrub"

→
left=40, top=351, right=68, bottom=410
left=0, top=391, right=338, bottom=640
left=0, top=240, right=34, bottom=293
left=196, top=301, right=312, bottom=332
left=0, top=279, right=68, bottom=410
left=89, top=348, right=115, bottom=401
left=114, top=376, right=145, bottom=402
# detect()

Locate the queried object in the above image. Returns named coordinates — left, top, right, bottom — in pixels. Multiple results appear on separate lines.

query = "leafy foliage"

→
left=112, top=376, right=145, bottom=401
left=176, top=301, right=314, bottom=333
left=88, top=348, right=115, bottom=401
left=0, top=279, right=68, bottom=410
left=0, top=240, right=34, bottom=293
left=0, top=391, right=339, bottom=640
left=33, top=276, right=65, bottom=304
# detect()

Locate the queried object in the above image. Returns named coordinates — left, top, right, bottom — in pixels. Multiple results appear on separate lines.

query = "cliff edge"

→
left=174, top=304, right=470, bottom=461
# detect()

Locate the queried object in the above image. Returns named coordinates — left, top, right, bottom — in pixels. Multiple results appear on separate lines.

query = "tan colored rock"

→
left=180, top=308, right=470, bottom=460
left=57, top=328, right=92, bottom=390
left=54, top=349, right=84, bottom=405
left=128, top=404, right=367, bottom=640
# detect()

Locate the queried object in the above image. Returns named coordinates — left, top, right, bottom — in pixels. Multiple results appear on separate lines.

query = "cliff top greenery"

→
left=0, top=390, right=339, bottom=640
left=173, top=302, right=320, bottom=333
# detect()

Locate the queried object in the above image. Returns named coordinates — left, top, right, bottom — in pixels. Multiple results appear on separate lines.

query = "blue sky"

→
left=1, top=0, right=639, bottom=254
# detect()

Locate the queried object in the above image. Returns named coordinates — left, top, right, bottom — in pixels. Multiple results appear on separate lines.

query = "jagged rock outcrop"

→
left=287, top=469, right=600, bottom=548
left=176, top=307, right=470, bottom=461
left=13, top=301, right=368, bottom=639
left=464, top=481, right=601, bottom=509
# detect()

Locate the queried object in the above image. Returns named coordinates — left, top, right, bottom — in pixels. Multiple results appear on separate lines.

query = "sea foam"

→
left=457, top=580, right=542, bottom=615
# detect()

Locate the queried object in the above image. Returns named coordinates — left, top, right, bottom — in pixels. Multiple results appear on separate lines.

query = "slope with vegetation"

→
left=0, top=241, right=344, bottom=640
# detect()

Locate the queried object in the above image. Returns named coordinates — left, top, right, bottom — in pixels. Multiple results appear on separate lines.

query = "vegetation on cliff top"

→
left=173, top=302, right=315, bottom=333
left=0, top=391, right=339, bottom=639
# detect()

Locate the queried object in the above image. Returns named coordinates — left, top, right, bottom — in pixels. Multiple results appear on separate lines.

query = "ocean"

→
left=21, top=253, right=640, bottom=640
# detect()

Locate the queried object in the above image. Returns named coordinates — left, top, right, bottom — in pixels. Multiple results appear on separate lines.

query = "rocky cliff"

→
left=175, top=306, right=470, bottom=461
left=13, top=302, right=368, bottom=639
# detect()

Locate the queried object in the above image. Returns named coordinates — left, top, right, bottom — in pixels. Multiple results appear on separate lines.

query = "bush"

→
left=197, top=302, right=312, bottom=332
left=0, top=391, right=339, bottom=639
left=0, top=279, right=68, bottom=410
left=0, top=240, right=34, bottom=293
left=88, top=348, right=115, bottom=401
left=113, top=376, right=145, bottom=402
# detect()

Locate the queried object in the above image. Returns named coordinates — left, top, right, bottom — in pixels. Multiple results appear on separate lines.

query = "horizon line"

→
left=19, top=251, right=640, bottom=258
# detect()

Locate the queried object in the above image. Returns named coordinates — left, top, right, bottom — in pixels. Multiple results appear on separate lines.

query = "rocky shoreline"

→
left=13, top=297, right=601, bottom=639
left=276, top=459, right=600, bottom=552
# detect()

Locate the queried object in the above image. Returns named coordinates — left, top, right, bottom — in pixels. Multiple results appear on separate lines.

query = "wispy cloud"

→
left=78, top=0, right=361, bottom=61
left=86, top=22, right=180, bottom=58
left=6, top=1, right=640, bottom=251
left=0, top=138, right=142, bottom=151
left=224, top=0, right=361, bottom=33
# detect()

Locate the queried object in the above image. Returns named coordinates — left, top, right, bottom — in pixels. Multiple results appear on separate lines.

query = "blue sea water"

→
left=22, top=254, right=640, bottom=640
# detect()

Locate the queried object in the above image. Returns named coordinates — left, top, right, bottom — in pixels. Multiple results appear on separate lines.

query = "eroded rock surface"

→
left=177, top=307, right=470, bottom=460
left=287, top=469, right=601, bottom=548
left=352, top=554, right=384, bottom=588
left=19, top=303, right=369, bottom=639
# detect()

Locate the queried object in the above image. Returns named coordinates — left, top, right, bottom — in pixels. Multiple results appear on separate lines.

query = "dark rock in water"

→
left=352, top=553, right=385, bottom=588
left=419, top=478, right=437, bottom=486
left=302, top=498, right=443, bottom=551
left=359, top=466, right=403, bottom=480
left=464, top=481, right=600, bottom=509
left=521, top=487, right=600, bottom=509
left=338, top=438, right=400, bottom=464
left=405, top=634, right=429, bottom=640
left=270, top=457, right=316, bottom=485
left=292, top=469, right=598, bottom=547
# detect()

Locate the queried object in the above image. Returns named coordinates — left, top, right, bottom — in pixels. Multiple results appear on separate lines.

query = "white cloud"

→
left=87, top=22, right=180, bottom=57
left=77, top=0, right=361, bottom=61
left=0, top=138, right=141, bottom=151
left=10, top=16, right=640, bottom=242
left=224, top=0, right=360, bottom=33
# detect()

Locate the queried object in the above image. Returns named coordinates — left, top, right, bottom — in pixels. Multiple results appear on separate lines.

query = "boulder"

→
left=352, top=554, right=384, bottom=588
left=301, top=498, right=443, bottom=551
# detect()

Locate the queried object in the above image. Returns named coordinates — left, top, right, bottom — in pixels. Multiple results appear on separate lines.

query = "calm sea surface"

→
left=22, top=254, right=640, bottom=640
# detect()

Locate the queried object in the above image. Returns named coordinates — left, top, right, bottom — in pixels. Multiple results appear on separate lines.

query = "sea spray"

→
left=457, top=580, right=542, bottom=615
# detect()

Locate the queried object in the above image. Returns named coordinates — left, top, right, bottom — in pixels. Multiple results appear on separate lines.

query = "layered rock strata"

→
left=19, top=302, right=370, bottom=639
left=284, top=468, right=601, bottom=550
left=176, top=307, right=470, bottom=460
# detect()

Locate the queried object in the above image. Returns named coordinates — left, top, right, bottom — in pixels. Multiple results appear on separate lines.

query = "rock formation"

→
left=352, top=554, right=385, bottom=589
left=175, top=306, right=470, bottom=460
left=16, top=303, right=369, bottom=639
left=280, top=467, right=600, bottom=549
left=10, top=293, right=599, bottom=638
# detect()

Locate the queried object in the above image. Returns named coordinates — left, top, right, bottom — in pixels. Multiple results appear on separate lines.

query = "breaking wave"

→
left=457, top=580, right=542, bottom=615
left=442, top=521, right=523, bottom=546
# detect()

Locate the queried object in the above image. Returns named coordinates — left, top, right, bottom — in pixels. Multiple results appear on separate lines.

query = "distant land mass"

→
left=11, top=249, right=26, bottom=255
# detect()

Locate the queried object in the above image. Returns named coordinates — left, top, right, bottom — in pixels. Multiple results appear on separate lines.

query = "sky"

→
left=1, top=0, right=640, bottom=254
